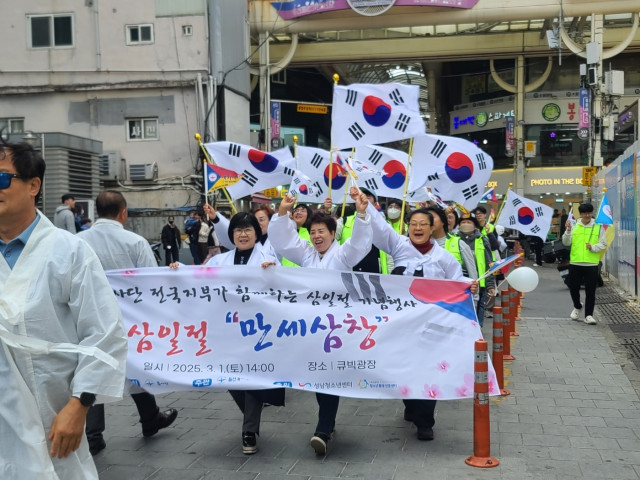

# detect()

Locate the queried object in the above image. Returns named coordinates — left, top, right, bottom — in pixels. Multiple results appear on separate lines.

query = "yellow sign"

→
left=297, top=104, right=328, bottom=114
left=530, top=177, right=583, bottom=187
left=582, top=166, right=597, bottom=186
left=263, top=188, right=278, bottom=198
left=280, top=189, right=288, bottom=198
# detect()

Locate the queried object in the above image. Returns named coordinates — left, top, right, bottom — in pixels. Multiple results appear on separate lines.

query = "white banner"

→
left=106, top=266, right=498, bottom=400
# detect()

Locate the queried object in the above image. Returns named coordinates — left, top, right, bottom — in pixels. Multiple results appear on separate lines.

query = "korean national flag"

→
left=354, top=145, right=417, bottom=200
left=331, top=83, right=425, bottom=149
left=411, top=134, right=494, bottom=210
left=295, top=146, right=354, bottom=202
left=204, top=142, right=295, bottom=199
left=496, top=191, right=553, bottom=240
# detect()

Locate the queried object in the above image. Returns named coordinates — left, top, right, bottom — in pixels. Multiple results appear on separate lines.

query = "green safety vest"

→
left=281, top=227, right=311, bottom=267
left=472, top=236, right=487, bottom=288
left=569, top=223, right=601, bottom=264
left=378, top=220, right=405, bottom=274
left=444, top=234, right=462, bottom=264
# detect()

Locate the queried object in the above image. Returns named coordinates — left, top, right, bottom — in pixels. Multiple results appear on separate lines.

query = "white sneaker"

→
left=533, top=263, right=541, bottom=267
left=570, top=308, right=581, bottom=320
left=584, top=315, right=597, bottom=325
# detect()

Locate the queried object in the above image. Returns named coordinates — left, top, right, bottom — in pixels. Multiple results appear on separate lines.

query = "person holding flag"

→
left=562, top=203, right=607, bottom=325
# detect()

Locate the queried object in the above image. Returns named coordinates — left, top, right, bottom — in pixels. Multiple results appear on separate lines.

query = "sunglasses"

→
left=0, top=173, right=23, bottom=189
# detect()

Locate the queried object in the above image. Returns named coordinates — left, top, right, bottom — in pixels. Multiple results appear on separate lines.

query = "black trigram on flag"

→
left=427, top=172, right=440, bottom=181
left=228, top=143, right=242, bottom=157
left=348, top=122, right=365, bottom=141
left=283, top=166, right=295, bottom=177
left=430, top=139, right=447, bottom=158
left=364, top=178, right=379, bottom=191
left=511, top=198, right=522, bottom=207
left=508, top=215, right=516, bottom=226
left=345, top=89, right=358, bottom=107
left=368, top=149, right=383, bottom=166
left=241, top=170, right=258, bottom=187
left=310, top=153, right=323, bottom=169
left=476, top=153, right=487, bottom=170
left=534, top=206, right=544, bottom=217
left=312, top=181, right=324, bottom=197
left=389, top=88, right=404, bottom=105
left=531, top=225, right=541, bottom=234
left=462, top=184, right=479, bottom=200
left=394, top=113, right=410, bottom=132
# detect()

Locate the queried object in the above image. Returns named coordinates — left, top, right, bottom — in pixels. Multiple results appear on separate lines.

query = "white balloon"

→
left=506, top=266, right=539, bottom=292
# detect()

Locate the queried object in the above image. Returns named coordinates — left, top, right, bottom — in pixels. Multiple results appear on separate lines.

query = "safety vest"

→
left=378, top=220, right=405, bottom=274
left=444, top=234, right=462, bottom=264
left=472, top=236, right=487, bottom=288
left=281, top=227, right=311, bottom=267
left=569, top=223, right=601, bottom=264
left=480, top=222, right=497, bottom=261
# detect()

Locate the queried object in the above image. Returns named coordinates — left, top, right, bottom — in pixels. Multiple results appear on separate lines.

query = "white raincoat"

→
left=0, top=212, right=127, bottom=479
left=267, top=213, right=372, bottom=270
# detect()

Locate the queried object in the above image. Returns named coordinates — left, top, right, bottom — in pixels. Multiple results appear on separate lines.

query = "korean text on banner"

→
left=107, top=266, right=498, bottom=400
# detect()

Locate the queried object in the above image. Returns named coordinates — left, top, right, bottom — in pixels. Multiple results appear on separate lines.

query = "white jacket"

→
left=205, top=241, right=277, bottom=266
left=0, top=212, right=127, bottom=479
left=268, top=213, right=372, bottom=270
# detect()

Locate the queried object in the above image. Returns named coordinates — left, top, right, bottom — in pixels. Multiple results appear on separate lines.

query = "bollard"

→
left=465, top=340, right=500, bottom=468
left=492, top=307, right=510, bottom=396
left=514, top=289, right=522, bottom=321
left=501, top=290, right=515, bottom=360
left=509, top=288, right=519, bottom=337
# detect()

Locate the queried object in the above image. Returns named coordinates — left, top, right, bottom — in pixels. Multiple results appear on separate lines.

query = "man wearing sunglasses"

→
left=0, top=140, right=127, bottom=479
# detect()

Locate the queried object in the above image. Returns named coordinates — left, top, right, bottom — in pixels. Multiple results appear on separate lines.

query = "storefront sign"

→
left=542, top=103, right=561, bottom=122
left=263, top=188, right=279, bottom=198
left=297, top=104, right=328, bottom=114
left=530, top=177, right=583, bottom=186
left=453, top=109, right=514, bottom=130
left=618, top=100, right=637, bottom=134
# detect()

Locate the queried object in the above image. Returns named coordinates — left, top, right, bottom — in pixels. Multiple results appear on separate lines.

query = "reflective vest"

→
left=444, top=234, right=462, bottom=265
left=472, top=236, right=487, bottom=288
left=281, top=227, right=311, bottom=267
left=481, top=222, right=497, bottom=261
left=569, top=223, right=601, bottom=264
left=378, top=220, right=405, bottom=274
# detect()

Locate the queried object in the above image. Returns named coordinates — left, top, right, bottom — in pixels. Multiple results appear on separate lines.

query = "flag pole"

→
left=293, top=135, right=299, bottom=170
left=340, top=147, right=356, bottom=217
left=195, top=133, right=237, bottom=215
left=399, top=137, right=414, bottom=233
left=328, top=74, right=340, bottom=194
left=494, top=182, right=512, bottom=223
left=195, top=133, right=210, bottom=204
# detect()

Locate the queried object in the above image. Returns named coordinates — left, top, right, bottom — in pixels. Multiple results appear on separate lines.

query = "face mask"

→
left=169, top=221, right=174, bottom=224
left=459, top=223, right=475, bottom=234
left=387, top=207, right=401, bottom=220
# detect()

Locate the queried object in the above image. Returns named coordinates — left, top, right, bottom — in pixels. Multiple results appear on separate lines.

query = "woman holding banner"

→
left=268, top=187, right=372, bottom=456
left=363, top=199, right=478, bottom=442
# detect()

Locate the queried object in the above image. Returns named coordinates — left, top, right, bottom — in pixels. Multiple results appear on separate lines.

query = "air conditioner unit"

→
left=98, top=151, right=121, bottom=180
left=129, top=162, right=158, bottom=181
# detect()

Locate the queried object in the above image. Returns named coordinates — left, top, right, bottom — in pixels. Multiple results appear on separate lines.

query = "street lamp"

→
left=22, top=131, right=46, bottom=214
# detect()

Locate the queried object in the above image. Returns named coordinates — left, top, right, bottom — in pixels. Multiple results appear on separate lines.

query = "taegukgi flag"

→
left=496, top=191, right=553, bottom=240
left=204, top=142, right=295, bottom=199
left=295, top=146, right=355, bottom=203
left=288, top=170, right=321, bottom=200
left=331, top=83, right=425, bottom=149
left=595, top=192, right=613, bottom=225
left=412, top=134, right=494, bottom=210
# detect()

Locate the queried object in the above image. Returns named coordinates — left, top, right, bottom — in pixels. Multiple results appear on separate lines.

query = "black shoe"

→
left=88, top=437, right=106, bottom=456
left=242, top=432, right=257, bottom=455
left=403, top=409, right=413, bottom=422
left=142, top=408, right=178, bottom=437
left=310, top=432, right=330, bottom=455
left=417, top=427, right=434, bottom=441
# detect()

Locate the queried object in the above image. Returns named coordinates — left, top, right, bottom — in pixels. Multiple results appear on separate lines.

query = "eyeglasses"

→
left=409, top=222, right=431, bottom=228
left=0, top=172, right=23, bottom=189
left=233, top=227, right=254, bottom=235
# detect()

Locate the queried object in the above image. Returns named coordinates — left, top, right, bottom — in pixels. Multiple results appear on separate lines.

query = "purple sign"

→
left=578, top=88, right=590, bottom=139
left=270, top=101, right=281, bottom=149
left=270, top=0, right=479, bottom=20
left=505, top=115, right=514, bottom=158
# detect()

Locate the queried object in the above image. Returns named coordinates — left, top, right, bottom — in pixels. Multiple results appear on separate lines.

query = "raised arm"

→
left=203, top=203, right=234, bottom=251
left=267, top=194, right=314, bottom=265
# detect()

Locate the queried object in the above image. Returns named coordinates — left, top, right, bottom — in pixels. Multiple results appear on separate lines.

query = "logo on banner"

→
left=382, top=160, right=406, bottom=189
left=445, top=152, right=474, bottom=184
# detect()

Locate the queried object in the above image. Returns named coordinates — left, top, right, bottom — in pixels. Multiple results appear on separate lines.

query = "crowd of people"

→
left=1, top=137, right=605, bottom=478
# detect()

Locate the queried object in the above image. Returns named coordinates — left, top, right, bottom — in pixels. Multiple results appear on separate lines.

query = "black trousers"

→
left=86, top=392, right=159, bottom=441
left=164, top=247, right=179, bottom=265
left=315, top=393, right=340, bottom=436
left=229, top=390, right=264, bottom=434
left=403, top=399, right=437, bottom=428
left=568, top=264, right=599, bottom=316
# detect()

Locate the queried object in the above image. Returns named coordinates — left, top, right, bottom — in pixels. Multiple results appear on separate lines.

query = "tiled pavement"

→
left=94, top=261, right=640, bottom=479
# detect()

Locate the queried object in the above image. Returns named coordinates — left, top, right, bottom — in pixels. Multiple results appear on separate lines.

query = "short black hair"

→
left=459, top=213, right=480, bottom=230
left=228, top=212, right=261, bottom=242
left=309, top=212, right=337, bottom=234
left=61, top=193, right=75, bottom=203
left=96, top=190, right=127, bottom=218
left=408, top=208, right=434, bottom=226
left=292, top=203, right=313, bottom=229
left=0, top=138, right=46, bottom=204
left=473, top=205, right=487, bottom=214
left=578, top=203, right=594, bottom=214
left=425, top=207, right=448, bottom=234
left=448, top=209, right=460, bottom=228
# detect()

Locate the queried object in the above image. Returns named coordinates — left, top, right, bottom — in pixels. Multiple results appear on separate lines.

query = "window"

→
left=182, top=25, right=193, bottom=36
left=127, top=118, right=158, bottom=141
left=28, top=14, right=73, bottom=48
left=126, top=24, right=154, bottom=45
left=0, top=118, right=25, bottom=135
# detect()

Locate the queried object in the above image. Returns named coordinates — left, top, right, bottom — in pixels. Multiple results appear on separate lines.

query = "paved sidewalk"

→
left=95, top=262, right=640, bottom=479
